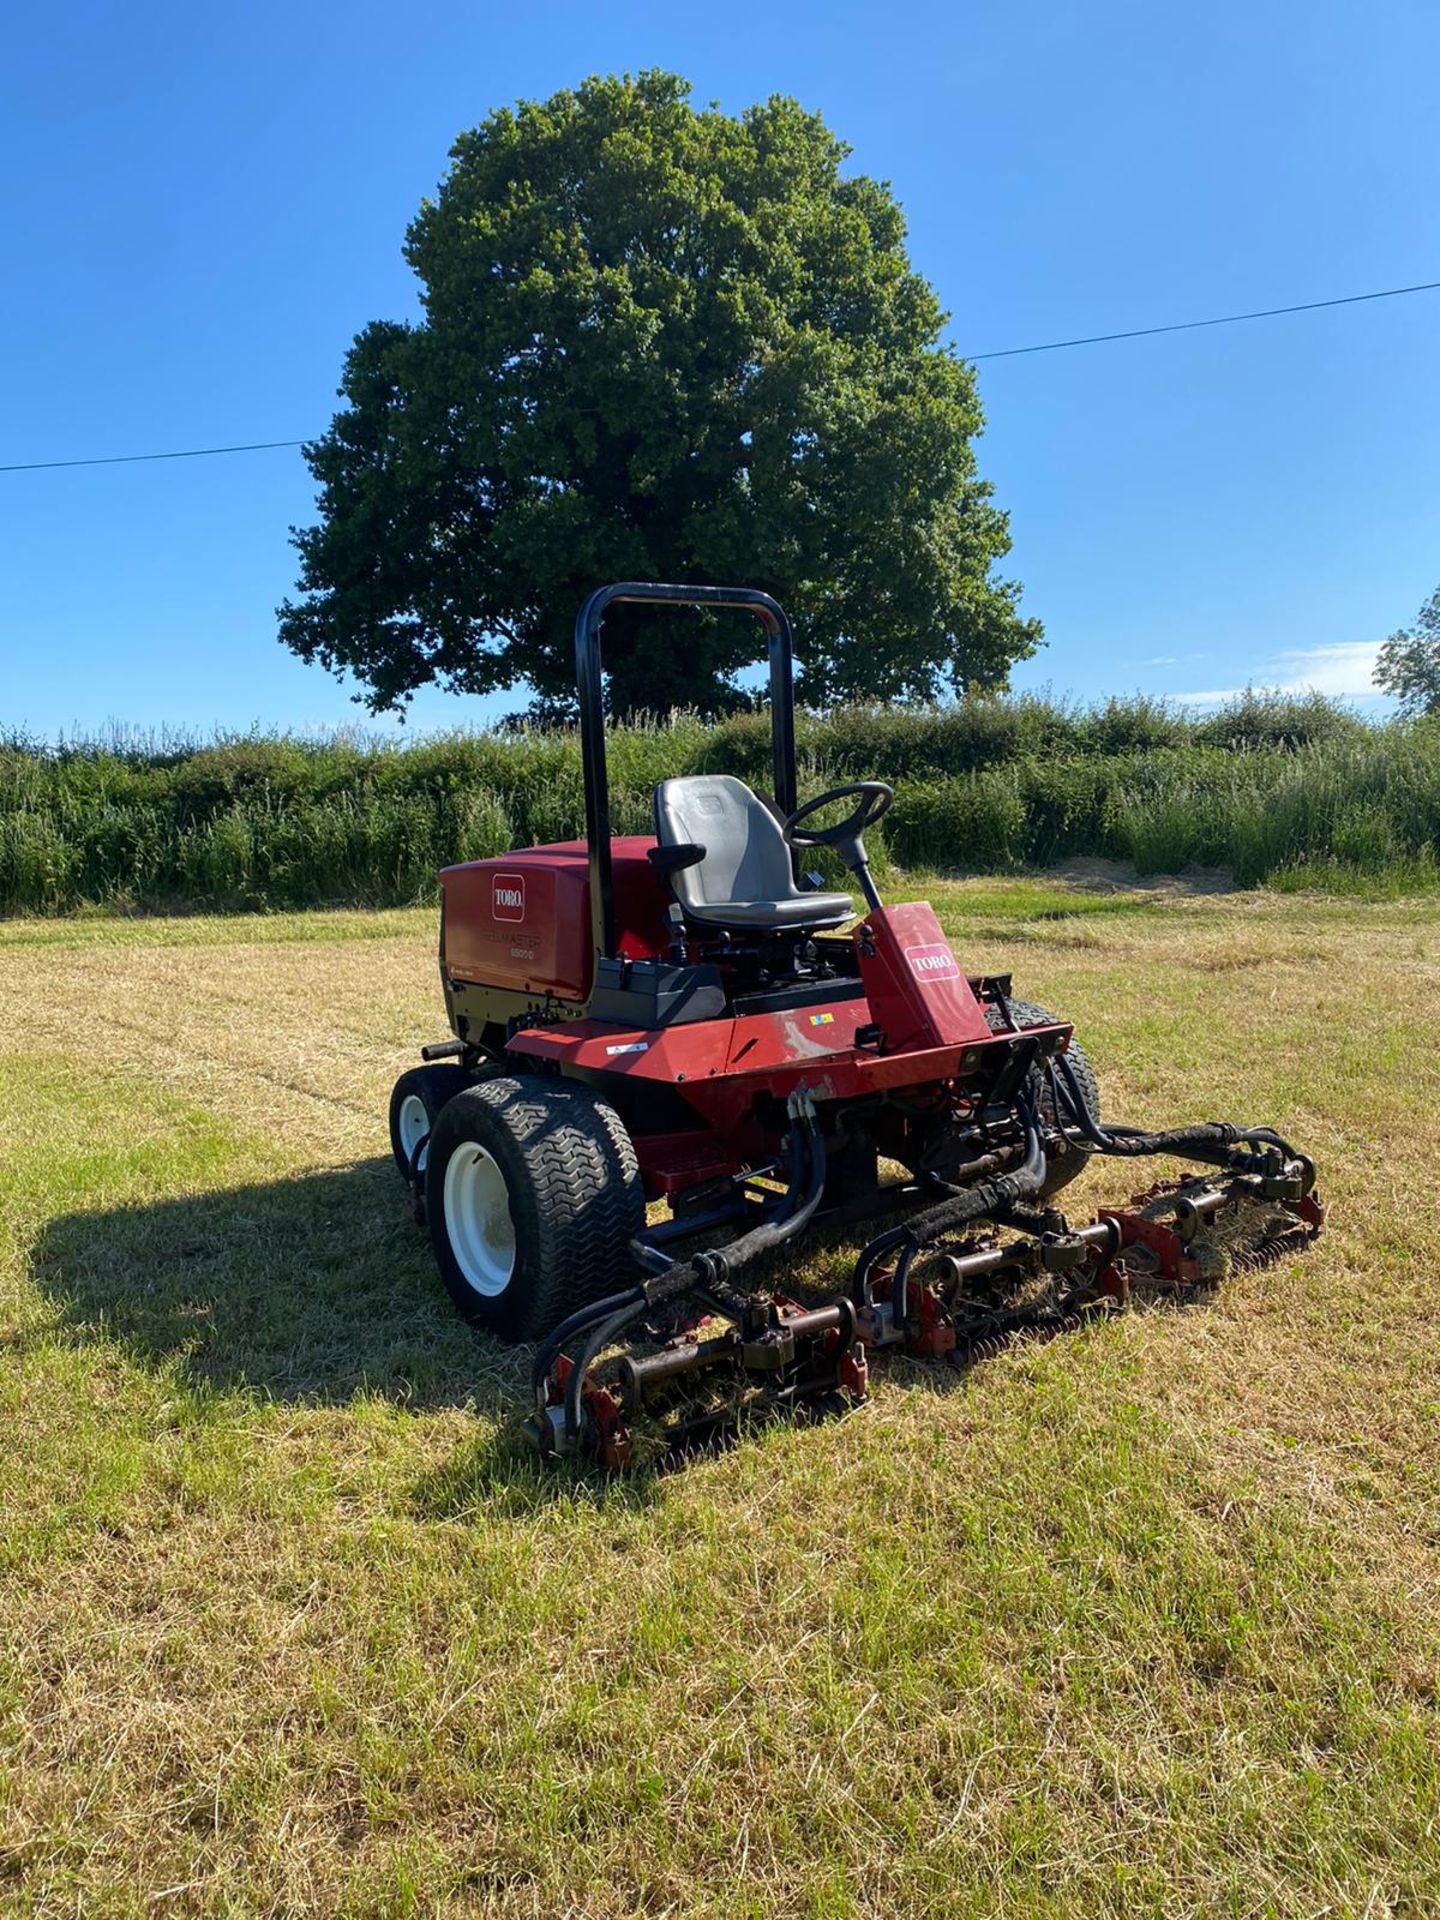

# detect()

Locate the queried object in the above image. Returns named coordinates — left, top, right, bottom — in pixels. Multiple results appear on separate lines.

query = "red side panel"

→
left=507, top=998, right=875, bottom=1092
left=856, top=902, right=994, bottom=1051
left=440, top=838, right=670, bottom=1001
left=505, top=1001, right=1011, bottom=1156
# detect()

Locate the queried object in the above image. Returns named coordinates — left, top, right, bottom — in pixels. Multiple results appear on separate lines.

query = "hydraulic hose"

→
left=550, top=1094, right=827, bottom=1448
left=1052, top=1054, right=1298, bottom=1170
left=1232, top=1125, right=1301, bottom=1160
left=633, top=1096, right=825, bottom=1315
left=691, top=1103, right=825, bottom=1281
left=563, top=1297, right=654, bottom=1448
left=529, top=1130, right=815, bottom=1409
left=851, top=1095, right=1048, bottom=1320
left=531, top=1286, right=646, bottom=1403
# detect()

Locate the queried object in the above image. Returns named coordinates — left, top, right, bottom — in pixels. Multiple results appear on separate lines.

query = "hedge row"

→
left=2, top=693, right=1435, bottom=912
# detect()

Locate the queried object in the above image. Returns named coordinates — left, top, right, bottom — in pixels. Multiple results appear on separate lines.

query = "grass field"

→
left=2, top=879, right=1437, bottom=1917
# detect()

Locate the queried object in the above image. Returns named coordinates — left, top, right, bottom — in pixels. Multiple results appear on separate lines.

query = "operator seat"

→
left=653, top=774, right=855, bottom=933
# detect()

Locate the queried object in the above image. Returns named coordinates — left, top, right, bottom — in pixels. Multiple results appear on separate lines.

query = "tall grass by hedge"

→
left=3, top=692, right=1436, bottom=913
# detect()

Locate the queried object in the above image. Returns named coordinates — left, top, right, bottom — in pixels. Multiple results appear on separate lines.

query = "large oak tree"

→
left=280, top=72, right=1041, bottom=718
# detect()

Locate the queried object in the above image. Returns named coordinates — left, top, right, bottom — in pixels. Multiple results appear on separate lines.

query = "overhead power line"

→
left=965, top=276, right=1440, bottom=361
left=2, top=276, right=1436, bottom=475
left=0, top=437, right=307, bottom=474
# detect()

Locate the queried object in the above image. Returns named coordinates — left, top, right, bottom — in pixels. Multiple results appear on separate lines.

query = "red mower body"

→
left=392, top=584, right=1321, bottom=1470
left=438, top=838, right=1069, bottom=1199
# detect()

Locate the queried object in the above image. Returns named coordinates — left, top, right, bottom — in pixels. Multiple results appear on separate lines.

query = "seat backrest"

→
left=654, top=774, right=797, bottom=912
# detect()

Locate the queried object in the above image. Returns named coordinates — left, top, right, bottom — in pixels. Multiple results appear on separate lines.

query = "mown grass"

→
left=1, top=883, right=1437, bottom=1915
left=6, top=692, right=1440, bottom=913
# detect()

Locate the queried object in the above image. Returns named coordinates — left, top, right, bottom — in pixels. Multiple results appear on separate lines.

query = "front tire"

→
left=987, top=998, right=1102, bottom=1200
left=425, top=1076, right=645, bottom=1342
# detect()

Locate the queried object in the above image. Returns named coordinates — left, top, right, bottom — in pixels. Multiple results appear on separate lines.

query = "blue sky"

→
left=2, top=0, right=1436, bottom=738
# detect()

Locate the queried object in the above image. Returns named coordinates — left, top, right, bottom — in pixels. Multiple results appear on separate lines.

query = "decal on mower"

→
left=605, top=1040, right=651, bottom=1056
left=491, top=874, right=526, bottom=920
left=808, top=1012, right=836, bottom=1026
left=904, top=943, right=960, bottom=981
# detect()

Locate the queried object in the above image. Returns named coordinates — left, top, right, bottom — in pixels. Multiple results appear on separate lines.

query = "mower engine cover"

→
left=440, top=838, right=671, bottom=1003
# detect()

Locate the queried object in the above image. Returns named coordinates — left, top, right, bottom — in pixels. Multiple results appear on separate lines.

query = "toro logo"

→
left=491, top=873, right=526, bottom=921
left=905, top=942, right=960, bottom=982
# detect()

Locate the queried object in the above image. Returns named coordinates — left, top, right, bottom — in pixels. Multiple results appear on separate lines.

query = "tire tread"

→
left=426, top=1075, right=643, bottom=1339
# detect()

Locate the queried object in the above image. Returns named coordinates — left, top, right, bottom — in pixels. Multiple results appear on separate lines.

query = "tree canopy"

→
left=1373, top=586, right=1440, bottom=716
left=279, top=71, right=1041, bottom=719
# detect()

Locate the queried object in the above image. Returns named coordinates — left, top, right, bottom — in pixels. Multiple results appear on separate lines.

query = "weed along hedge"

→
left=4, top=691, right=1439, bottom=913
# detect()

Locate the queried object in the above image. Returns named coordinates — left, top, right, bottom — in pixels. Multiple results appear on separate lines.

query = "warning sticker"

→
left=605, top=1041, right=650, bottom=1056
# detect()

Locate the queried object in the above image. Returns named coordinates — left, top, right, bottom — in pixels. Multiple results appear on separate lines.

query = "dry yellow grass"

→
left=1, top=881, right=1437, bottom=1917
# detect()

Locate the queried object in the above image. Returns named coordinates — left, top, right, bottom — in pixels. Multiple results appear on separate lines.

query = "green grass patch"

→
left=0, top=900, right=1438, bottom=1912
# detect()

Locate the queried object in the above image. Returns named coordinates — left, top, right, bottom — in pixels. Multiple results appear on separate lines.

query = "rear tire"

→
left=425, top=1076, right=645, bottom=1342
left=389, top=1064, right=471, bottom=1180
left=987, top=998, right=1102, bottom=1200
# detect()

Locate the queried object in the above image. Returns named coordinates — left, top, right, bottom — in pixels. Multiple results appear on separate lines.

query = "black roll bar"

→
left=574, top=582, right=798, bottom=963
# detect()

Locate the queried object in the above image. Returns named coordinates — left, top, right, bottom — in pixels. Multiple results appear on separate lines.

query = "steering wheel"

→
left=783, top=781, right=894, bottom=850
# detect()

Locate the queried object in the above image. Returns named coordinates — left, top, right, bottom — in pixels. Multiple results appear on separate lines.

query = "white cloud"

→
left=1272, top=641, right=1385, bottom=696
left=1174, top=640, right=1386, bottom=707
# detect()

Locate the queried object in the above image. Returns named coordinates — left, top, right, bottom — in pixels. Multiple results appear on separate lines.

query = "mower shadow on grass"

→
left=28, top=1156, right=528, bottom=1419
left=29, top=1158, right=1226, bottom=1511
left=32, top=1153, right=698, bottom=1515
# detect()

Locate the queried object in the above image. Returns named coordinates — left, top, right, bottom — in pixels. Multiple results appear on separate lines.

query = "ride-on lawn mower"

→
left=390, top=584, right=1324, bottom=1469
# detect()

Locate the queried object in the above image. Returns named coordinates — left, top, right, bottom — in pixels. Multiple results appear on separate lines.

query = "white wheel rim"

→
left=398, top=1093, right=431, bottom=1171
left=443, top=1142, right=517, bottom=1297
